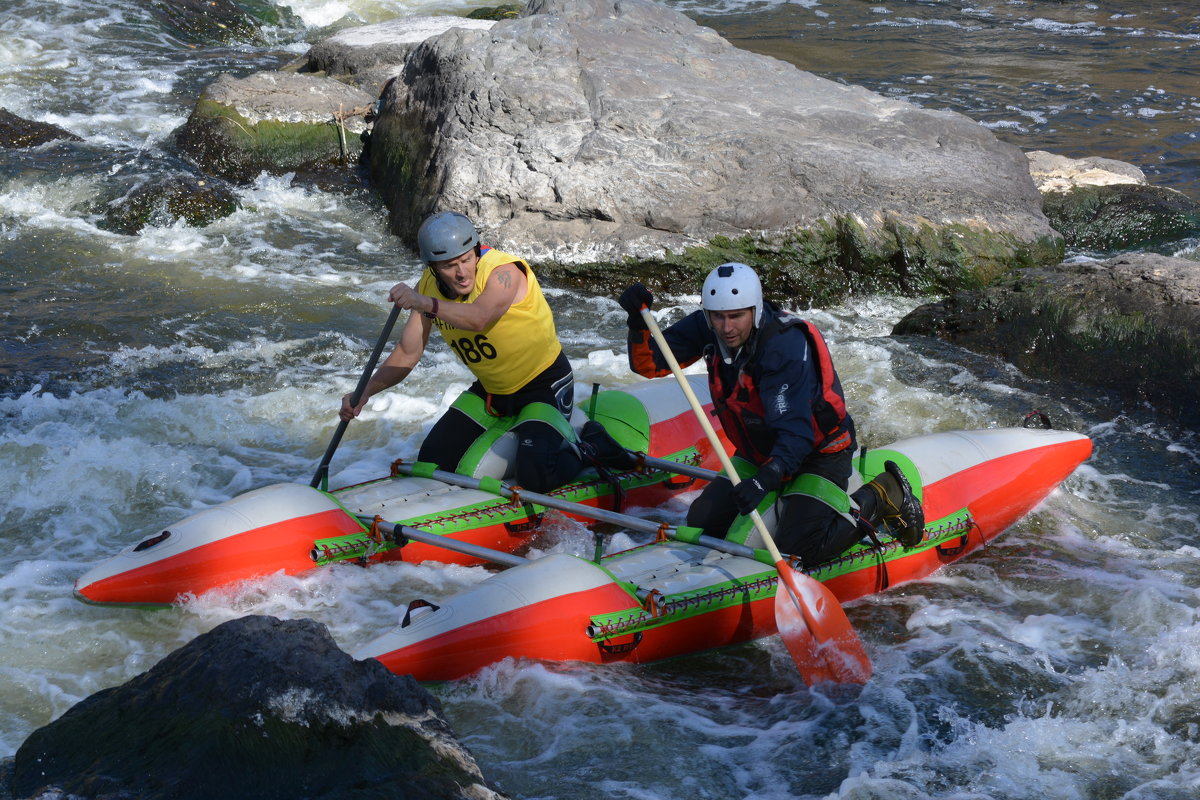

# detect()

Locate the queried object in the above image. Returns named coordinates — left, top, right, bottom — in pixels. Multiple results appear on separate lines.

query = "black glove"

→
left=618, top=283, right=653, bottom=330
left=732, top=460, right=784, bottom=515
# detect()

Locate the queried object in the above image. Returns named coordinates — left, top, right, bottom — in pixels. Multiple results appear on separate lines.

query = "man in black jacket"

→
left=619, top=263, right=923, bottom=565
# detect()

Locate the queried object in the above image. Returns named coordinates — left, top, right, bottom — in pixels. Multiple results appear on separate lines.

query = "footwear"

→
left=579, top=420, right=636, bottom=470
left=883, top=460, right=925, bottom=547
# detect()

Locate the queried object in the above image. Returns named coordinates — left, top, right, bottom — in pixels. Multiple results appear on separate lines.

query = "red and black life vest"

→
left=707, top=314, right=853, bottom=466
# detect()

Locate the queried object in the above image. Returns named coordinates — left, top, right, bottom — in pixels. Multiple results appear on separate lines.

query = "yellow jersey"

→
left=417, top=248, right=561, bottom=395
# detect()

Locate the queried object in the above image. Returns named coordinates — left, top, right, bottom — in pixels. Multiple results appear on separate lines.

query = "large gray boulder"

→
left=370, top=0, right=1058, bottom=289
left=894, top=253, right=1200, bottom=427
left=8, top=616, right=507, bottom=800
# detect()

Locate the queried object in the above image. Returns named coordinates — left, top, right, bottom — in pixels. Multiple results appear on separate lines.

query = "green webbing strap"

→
left=478, top=475, right=504, bottom=495
left=448, top=391, right=517, bottom=478
left=782, top=473, right=853, bottom=515
left=513, top=400, right=577, bottom=442
left=410, top=461, right=438, bottom=479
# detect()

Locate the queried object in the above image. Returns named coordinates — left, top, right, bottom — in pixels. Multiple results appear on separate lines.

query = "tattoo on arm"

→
left=495, top=269, right=513, bottom=289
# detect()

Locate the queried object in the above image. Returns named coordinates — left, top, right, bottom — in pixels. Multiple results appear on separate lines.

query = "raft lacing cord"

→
left=356, top=514, right=392, bottom=565
left=594, top=576, right=777, bottom=638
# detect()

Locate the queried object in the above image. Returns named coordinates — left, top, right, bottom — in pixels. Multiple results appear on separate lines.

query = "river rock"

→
left=9, top=616, right=507, bottom=800
left=147, top=0, right=291, bottom=45
left=98, top=173, right=241, bottom=235
left=893, top=253, right=1200, bottom=426
left=0, top=108, right=82, bottom=148
left=1042, top=183, right=1200, bottom=254
left=298, top=16, right=497, bottom=94
left=1025, top=150, right=1148, bottom=194
left=368, top=0, right=1058, bottom=299
left=1026, top=150, right=1200, bottom=254
left=172, top=71, right=375, bottom=184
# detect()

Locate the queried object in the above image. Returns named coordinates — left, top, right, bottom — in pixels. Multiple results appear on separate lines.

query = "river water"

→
left=2, top=1, right=1199, bottom=798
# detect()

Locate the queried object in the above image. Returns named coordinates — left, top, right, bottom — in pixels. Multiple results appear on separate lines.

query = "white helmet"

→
left=702, top=262, right=763, bottom=327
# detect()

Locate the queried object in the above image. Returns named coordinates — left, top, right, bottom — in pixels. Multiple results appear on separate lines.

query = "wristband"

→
left=423, top=297, right=439, bottom=319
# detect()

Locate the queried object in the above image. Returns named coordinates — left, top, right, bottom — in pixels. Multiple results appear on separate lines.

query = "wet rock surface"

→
left=0, top=108, right=82, bottom=148
left=894, top=252, right=1200, bottom=426
left=172, top=72, right=375, bottom=185
left=7, top=616, right=508, bottom=800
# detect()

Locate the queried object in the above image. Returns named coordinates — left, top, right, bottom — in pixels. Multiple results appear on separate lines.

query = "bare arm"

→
left=388, top=262, right=525, bottom=332
left=339, top=310, right=432, bottom=421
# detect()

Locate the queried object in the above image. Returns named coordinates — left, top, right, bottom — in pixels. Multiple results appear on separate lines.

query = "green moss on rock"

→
left=894, top=263, right=1200, bottom=425
left=98, top=176, right=241, bottom=235
left=1042, top=183, right=1200, bottom=253
left=540, top=217, right=1063, bottom=307
left=466, top=4, right=523, bottom=20
left=175, top=98, right=360, bottom=183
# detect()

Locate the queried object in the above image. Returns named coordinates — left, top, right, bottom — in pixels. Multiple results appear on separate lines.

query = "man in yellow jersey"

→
left=340, top=211, right=582, bottom=492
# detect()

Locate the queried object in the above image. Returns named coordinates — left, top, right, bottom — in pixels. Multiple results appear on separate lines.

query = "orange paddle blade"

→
left=774, top=561, right=872, bottom=686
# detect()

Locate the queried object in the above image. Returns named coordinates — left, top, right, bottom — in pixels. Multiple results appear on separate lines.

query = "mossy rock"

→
left=0, top=108, right=82, bottom=148
left=894, top=255, right=1200, bottom=426
left=1042, top=183, right=1200, bottom=253
left=466, top=4, right=523, bottom=20
left=174, top=97, right=361, bottom=184
left=538, top=217, right=1063, bottom=307
left=98, top=175, right=241, bottom=235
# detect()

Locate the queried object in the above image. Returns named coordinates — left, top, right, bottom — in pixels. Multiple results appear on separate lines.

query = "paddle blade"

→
left=774, top=561, right=872, bottom=686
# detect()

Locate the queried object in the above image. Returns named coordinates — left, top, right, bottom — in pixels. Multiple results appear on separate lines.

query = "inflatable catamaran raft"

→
left=353, top=424, right=1093, bottom=680
left=73, top=376, right=727, bottom=606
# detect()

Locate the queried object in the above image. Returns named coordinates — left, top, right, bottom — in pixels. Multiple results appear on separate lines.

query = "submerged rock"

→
left=172, top=71, right=375, bottom=185
left=146, top=0, right=298, bottom=45
left=98, top=173, right=241, bottom=235
left=0, top=108, right=82, bottom=148
left=10, top=616, right=507, bottom=800
left=894, top=253, right=1200, bottom=426
left=369, top=0, right=1058, bottom=300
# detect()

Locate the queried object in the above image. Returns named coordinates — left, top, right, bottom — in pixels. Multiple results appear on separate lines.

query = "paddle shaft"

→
left=389, top=462, right=760, bottom=560
left=311, top=305, right=402, bottom=490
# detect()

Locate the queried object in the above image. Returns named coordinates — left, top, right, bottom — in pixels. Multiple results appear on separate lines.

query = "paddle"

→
left=311, top=305, right=403, bottom=490
left=639, top=306, right=871, bottom=686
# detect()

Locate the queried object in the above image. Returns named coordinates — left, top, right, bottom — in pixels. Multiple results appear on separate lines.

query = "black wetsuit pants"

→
left=417, top=351, right=582, bottom=492
left=686, top=447, right=862, bottom=567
